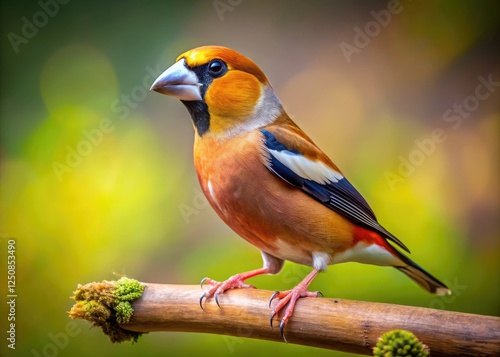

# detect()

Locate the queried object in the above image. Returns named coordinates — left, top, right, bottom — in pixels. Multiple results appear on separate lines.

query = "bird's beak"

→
left=150, top=59, right=202, bottom=101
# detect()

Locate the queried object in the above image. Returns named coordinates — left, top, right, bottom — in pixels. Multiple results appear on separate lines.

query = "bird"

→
left=150, top=45, right=451, bottom=341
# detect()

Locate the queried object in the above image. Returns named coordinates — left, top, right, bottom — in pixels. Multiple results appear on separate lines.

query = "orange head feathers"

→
left=178, top=45, right=269, bottom=84
left=151, top=46, right=283, bottom=137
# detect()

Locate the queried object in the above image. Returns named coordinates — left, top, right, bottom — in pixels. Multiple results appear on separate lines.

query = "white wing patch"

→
left=268, top=149, right=344, bottom=184
left=332, top=242, right=400, bottom=266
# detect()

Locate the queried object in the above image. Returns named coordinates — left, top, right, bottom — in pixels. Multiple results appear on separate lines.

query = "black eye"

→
left=208, top=59, right=226, bottom=76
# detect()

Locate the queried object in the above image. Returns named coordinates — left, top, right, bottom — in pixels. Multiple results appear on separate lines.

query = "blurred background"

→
left=0, top=0, right=499, bottom=356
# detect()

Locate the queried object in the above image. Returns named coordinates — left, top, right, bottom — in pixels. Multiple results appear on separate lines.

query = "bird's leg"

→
left=269, top=268, right=322, bottom=342
left=200, top=267, right=270, bottom=308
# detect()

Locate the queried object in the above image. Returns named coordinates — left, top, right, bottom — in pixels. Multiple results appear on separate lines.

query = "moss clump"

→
left=114, top=277, right=144, bottom=324
left=69, top=277, right=145, bottom=343
left=373, top=329, right=429, bottom=357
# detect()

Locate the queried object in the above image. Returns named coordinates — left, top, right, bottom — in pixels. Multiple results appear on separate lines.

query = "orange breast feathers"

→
left=193, top=130, right=356, bottom=267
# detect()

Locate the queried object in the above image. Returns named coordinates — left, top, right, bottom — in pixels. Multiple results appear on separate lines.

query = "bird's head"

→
left=151, top=46, right=284, bottom=138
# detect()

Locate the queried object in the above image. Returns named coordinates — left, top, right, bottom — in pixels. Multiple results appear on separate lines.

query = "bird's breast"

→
left=193, top=131, right=355, bottom=267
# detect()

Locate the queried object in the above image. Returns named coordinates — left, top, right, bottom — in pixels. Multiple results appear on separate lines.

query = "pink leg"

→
left=200, top=267, right=270, bottom=308
left=269, top=269, right=322, bottom=342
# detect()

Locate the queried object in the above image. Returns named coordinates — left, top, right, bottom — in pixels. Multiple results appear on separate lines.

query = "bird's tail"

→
left=392, top=248, right=451, bottom=296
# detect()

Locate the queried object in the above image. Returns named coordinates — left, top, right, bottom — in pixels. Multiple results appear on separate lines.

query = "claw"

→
left=199, top=294, right=206, bottom=311
left=279, top=319, right=288, bottom=343
left=269, top=311, right=277, bottom=330
left=269, top=291, right=280, bottom=329
left=200, top=294, right=207, bottom=311
left=269, top=291, right=279, bottom=308
left=317, top=291, right=324, bottom=298
left=200, top=294, right=205, bottom=311
left=200, top=277, right=208, bottom=288
left=214, top=292, right=221, bottom=308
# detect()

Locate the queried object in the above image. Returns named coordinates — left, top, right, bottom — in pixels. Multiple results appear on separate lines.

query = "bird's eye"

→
left=208, top=59, right=226, bottom=76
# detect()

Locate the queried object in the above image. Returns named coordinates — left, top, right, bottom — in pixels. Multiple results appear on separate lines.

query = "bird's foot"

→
left=268, top=269, right=322, bottom=342
left=199, top=274, right=256, bottom=309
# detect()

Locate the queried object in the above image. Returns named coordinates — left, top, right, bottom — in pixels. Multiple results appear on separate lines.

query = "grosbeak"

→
left=150, top=46, right=451, bottom=341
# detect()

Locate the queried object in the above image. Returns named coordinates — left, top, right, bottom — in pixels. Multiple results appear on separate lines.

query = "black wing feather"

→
left=261, top=129, right=410, bottom=253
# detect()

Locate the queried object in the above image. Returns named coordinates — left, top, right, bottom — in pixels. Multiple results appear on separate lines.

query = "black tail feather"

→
left=392, top=248, right=451, bottom=296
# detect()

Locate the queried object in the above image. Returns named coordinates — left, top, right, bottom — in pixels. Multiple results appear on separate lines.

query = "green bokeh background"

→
left=1, top=0, right=499, bottom=356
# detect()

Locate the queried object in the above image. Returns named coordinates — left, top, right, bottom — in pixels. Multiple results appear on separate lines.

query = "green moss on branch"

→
left=373, top=329, right=429, bottom=357
left=69, top=277, right=145, bottom=343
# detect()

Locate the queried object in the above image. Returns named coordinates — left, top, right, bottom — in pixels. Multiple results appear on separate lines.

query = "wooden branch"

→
left=118, top=283, right=499, bottom=356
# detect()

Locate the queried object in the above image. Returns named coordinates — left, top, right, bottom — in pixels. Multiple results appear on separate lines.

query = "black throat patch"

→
left=180, top=60, right=228, bottom=137
left=181, top=100, right=210, bottom=137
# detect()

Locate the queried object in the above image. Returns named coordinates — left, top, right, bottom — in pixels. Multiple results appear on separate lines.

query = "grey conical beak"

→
left=150, top=59, right=202, bottom=101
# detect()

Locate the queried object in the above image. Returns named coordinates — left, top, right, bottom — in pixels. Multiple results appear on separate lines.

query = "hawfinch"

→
left=150, top=46, right=450, bottom=340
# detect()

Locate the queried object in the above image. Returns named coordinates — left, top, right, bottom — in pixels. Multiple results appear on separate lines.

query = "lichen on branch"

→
left=68, top=277, right=145, bottom=343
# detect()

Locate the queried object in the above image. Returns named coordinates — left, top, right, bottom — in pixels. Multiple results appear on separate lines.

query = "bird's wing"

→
left=260, top=127, right=410, bottom=253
